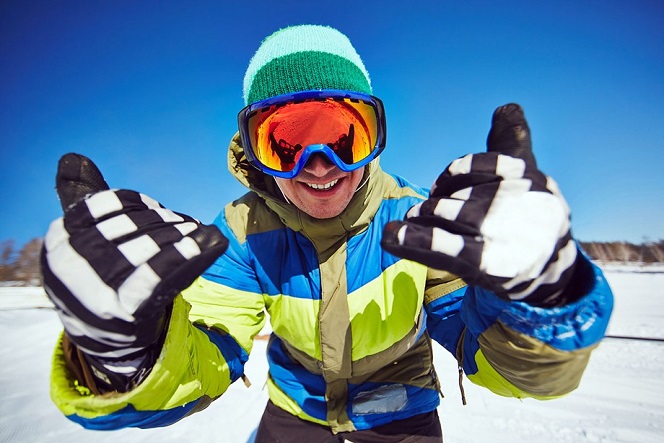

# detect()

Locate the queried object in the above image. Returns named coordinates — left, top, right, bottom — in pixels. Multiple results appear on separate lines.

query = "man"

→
left=41, top=25, right=613, bottom=442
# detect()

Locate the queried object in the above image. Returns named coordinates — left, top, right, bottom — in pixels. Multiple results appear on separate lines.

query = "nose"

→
left=302, top=153, right=336, bottom=176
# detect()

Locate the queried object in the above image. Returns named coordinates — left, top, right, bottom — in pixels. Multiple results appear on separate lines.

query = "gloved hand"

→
left=41, top=153, right=228, bottom=388
left=382, top=104, right=579, bottom=306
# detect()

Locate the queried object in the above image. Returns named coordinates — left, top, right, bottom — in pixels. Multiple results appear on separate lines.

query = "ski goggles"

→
left=238, top=90, right=386, bottom=178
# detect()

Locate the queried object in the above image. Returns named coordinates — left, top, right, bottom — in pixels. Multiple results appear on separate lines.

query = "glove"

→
left=382, top=104, right=579, bottom=306
left=41, top=153, right=228, bottom=389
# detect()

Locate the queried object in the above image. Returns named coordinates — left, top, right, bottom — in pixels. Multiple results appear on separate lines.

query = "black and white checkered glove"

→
left=382, top=104, right=580, bottom=306
left=41, top=153, right=228, bottom=388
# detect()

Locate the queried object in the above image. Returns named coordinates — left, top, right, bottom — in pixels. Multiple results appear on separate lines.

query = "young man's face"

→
left=275, top=154, right=365, bottom=219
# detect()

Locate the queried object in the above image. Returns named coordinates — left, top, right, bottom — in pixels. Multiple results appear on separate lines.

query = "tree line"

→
left=578, top=240, right=664, bottom=263
left=0, top=239, right=43, bottom=286
left=1, top=238, right=662, bottom=287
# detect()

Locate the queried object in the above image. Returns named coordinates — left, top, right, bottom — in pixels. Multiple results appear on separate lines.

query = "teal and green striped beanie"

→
left=243, top=25, right=372, bottom=106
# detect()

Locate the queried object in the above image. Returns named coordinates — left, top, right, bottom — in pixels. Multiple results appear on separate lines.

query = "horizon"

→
left=2, top=1, right=663, bottom=247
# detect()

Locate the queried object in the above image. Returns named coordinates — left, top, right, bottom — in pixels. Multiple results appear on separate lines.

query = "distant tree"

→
left=654, top=240, right=664, bottom=262
left=643, top=239, right=664, bottom=263
left=580, top=240, right=663, bottom=263
left=12, top=238, right=43, bottom=286
left=0, top=240, right=16, bottom=281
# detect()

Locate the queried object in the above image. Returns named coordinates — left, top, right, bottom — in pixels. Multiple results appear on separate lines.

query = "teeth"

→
left=307, top=179, right=339, bottom=190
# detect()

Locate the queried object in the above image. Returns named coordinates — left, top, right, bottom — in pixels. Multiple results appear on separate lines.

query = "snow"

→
left=0, top=265, right=662, bottom=442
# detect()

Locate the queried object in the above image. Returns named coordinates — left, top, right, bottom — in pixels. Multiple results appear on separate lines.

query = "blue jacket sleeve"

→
left=425, top=252, right=613, bottom=399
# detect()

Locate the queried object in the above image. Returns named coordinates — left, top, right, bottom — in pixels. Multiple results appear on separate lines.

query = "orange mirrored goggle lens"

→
left=246, top=97, right=380, bottom=173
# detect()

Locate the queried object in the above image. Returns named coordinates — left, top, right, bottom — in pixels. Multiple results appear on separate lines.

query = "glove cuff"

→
left=63, top=309, right=171, bottom=393
left=524, top=250, right=594, bottom=308
left=82, top=341, right=162, bottom=393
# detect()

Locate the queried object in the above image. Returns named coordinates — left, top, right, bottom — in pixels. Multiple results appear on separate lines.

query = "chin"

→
left=303, top=207, right=345, bottom=219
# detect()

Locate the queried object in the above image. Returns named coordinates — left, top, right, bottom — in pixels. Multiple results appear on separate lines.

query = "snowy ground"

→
left=0, top=264, right=662, bottom=442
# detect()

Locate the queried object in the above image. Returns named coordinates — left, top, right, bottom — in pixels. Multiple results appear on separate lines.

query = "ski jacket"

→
left=50, top=134, right=614, bottom=433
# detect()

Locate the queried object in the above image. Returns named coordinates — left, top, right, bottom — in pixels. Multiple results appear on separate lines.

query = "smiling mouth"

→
left=306, top=179, right=339, bottom=190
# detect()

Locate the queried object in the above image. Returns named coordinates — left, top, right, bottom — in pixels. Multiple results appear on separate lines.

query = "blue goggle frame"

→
left=237, top=89, right=387, bottom=179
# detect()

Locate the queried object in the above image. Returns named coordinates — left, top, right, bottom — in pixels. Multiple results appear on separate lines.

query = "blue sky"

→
left=1, top=0, right=663, bottom=248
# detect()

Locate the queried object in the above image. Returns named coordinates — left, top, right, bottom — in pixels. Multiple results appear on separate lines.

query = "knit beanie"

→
left=243, top=25, right=372, bottom=106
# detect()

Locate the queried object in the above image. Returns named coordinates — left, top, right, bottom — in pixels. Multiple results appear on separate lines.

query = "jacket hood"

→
left=227, top=133, right=386, bottom=255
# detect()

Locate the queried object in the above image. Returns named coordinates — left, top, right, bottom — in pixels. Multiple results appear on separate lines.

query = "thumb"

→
left=56, top=153, right=110, bottom=211
left=486, top=103, right=537, bottom=166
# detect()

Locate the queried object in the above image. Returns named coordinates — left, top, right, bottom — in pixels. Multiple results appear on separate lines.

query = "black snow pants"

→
left=254, top=400, right=444, bottom=443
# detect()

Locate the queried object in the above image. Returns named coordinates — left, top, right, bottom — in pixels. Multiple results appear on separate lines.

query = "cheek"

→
left=274, top=178, right=298, bottom=202
left=350, top=168, right=366, bottom=190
